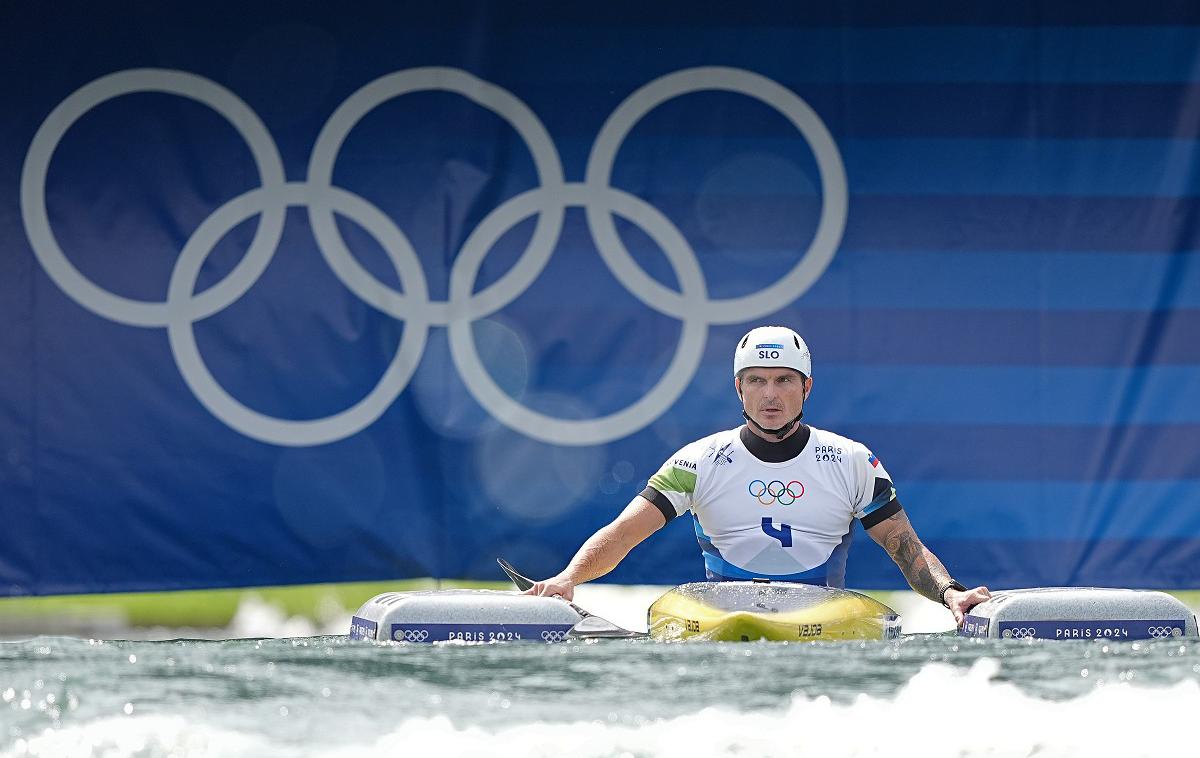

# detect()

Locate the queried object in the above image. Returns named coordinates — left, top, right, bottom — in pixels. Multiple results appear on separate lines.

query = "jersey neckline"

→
left=739, top=423, right=811, bottom=463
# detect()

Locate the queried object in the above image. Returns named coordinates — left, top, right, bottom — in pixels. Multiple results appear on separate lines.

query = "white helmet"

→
left=733, top=326, right=811, bottom=378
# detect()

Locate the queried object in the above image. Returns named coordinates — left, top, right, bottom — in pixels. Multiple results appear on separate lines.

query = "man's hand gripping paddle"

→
left=496, top=558, right=648, bottom=639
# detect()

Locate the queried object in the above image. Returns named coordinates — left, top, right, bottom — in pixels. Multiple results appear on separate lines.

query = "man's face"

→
left=736, top=367, right=812, bottom=429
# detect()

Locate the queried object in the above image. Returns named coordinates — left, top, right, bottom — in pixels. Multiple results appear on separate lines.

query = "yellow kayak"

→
left=647, top=581, right=900, bottom=642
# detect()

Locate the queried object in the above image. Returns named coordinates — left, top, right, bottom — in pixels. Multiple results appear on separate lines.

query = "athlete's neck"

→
left=740, top=424, right=810, bottom=463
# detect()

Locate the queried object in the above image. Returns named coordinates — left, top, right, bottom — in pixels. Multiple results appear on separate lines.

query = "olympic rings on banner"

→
left=748, top=479, right=804, bottom=506
left=21, top=66, right=847, bottom=447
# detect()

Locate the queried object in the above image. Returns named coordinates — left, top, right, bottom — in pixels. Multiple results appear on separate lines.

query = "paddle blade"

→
left=496, top=557, right=535, bottom=591
left=496, top=557, right=648, bottom=639
left=568, top=614, right=650, bottom=640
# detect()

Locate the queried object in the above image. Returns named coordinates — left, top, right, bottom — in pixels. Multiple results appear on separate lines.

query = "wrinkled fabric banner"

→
left=1, top=3, right=1198, bottom=594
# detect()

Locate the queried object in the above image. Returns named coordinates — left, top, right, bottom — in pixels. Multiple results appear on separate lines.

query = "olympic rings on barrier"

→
left=748, top=479, right=804, bottom=506
left=398, top=629, right=430, bottom=642
left=1148, top=626, right=1182, bottom=639
left=540, top=630, right=568, bottom=642
left=21, top=66, right=847, bottom=447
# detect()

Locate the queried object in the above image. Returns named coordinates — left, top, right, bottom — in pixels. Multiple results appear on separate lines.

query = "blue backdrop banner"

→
left=2, top=3, right=1198, bottom=594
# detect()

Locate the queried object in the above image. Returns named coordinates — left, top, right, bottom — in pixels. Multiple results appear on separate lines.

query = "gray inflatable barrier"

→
left=350, top=589, right=582, bottom=643
left=960, top=587, right=1199, bottom=640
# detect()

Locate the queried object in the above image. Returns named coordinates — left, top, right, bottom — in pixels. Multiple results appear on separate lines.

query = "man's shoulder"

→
left=667, top=426, right=739, bottom=467
left=650, top=428, right=740, bottom=497
left=668, top=427, right=740, bottom=465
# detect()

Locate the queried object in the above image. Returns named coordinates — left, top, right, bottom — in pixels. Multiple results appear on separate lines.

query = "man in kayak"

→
left=526, top=325, right=991, bottom=625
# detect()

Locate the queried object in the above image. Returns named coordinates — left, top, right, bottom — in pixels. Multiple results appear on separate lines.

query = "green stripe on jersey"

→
left=649, top=465, right=697, bottom=494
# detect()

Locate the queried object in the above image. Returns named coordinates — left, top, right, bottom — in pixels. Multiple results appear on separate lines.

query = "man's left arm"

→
left=865, top=509, right=991, bottom=625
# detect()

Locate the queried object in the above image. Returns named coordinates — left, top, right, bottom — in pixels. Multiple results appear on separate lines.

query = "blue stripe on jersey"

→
left=692, top=518, right=726, bottom=563
left=694, top=516, right=854, bottom=588
left=860, top=490, right=895, bottom=516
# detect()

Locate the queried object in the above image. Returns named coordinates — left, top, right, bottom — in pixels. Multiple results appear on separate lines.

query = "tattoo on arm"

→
left=879, top=514, right=952, bottom=603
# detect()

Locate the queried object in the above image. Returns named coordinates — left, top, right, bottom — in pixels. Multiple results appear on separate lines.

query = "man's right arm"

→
left=523, top=495, right=668, bottom=601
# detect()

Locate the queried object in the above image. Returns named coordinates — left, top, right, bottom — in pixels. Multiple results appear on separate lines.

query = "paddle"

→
left=496, top=558, right=649, bottom=639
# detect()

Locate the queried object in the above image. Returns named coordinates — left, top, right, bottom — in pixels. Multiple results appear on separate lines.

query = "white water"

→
left=5, top=589, right=1199, bottom=757
left=326, top=660, right=1200, bottom=758
left=6, top=659, right=1198, bottom=758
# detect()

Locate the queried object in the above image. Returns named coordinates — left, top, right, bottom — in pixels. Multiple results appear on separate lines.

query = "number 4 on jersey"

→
left=761, top=517, right=792, bottom=547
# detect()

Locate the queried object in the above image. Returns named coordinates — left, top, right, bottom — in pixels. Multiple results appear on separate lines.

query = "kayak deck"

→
left=349, top=579, right=901, bottom=643
left=648, top=582, right=900, bottom=641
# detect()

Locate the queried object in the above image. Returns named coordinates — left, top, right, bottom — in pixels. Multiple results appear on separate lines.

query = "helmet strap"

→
left=736, top=374, right=808, bottom=440
left=741, top=402, right=804, bottom=441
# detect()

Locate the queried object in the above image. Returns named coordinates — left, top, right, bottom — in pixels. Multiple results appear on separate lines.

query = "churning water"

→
left=3, top=625, right=1200, bottom=758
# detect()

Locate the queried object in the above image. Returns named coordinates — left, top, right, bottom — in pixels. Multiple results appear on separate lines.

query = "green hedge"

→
left=0, top=580, right=509, bottom=628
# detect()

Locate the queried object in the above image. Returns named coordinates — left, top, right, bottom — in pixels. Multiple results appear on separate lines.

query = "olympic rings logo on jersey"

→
left=748, top=479, right=804, bottom=506
left=21, top=66, right=847, bottom=447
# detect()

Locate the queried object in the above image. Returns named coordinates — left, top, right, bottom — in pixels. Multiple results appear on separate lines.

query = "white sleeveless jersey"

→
left=647, top=425, right=898, bottom=586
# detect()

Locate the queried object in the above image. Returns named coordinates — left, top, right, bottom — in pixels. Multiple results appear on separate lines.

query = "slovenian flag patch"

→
left=868, top=453, right=880, bottom=468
